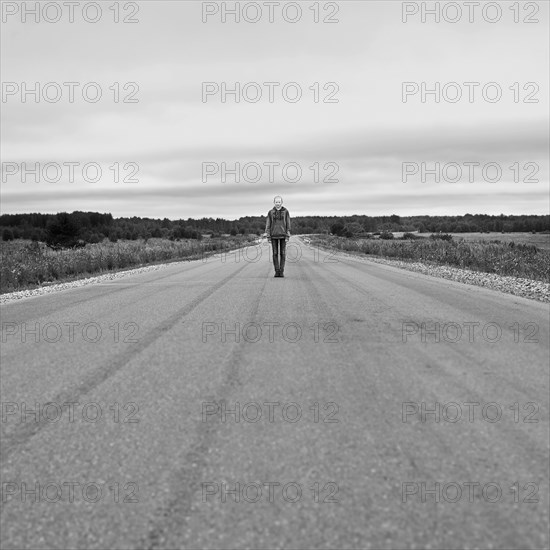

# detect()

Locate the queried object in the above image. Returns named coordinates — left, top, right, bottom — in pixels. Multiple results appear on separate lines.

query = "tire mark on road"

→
left=296, top=260, right=516, bottom=541
left=0, top=259, right=223, bottom=324
left=296, top=259, right=435, bottom=481
left=0, top=263, right=249, bottom=467
left=298, top=258, right=548, bottom=543
left=138, top=274, right=269, bottom=550
left=311, top=254, right=549, bottom=400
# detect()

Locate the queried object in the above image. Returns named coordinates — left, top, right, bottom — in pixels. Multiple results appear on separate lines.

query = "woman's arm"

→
left=265, top=210, right=272, bottom=237
left=286, top=210, right=291, bottom=238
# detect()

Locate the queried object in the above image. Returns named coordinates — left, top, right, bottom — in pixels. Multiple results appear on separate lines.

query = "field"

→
left=388, top=232, right=550, bottom=250
left=0, top=237, right=255, bottom=294
left=437, top=232, right=550, bottom=250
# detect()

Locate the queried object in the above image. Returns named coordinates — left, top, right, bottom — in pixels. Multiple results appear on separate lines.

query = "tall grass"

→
left=310, top=236, right=550, bottom=282
left=0, top=237, right=255, bottom=293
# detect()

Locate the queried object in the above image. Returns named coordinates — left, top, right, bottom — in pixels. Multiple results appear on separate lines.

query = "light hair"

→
left=273, top=196, right=283, bottom=203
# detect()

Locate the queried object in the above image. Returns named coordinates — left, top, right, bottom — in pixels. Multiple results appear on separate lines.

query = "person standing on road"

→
left=264, top=196, right=291, bottom=278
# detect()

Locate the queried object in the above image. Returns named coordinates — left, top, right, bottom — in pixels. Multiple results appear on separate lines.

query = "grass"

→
left=308, top=234, right=550, bottom=282
left=0, top=237, right=256, bottom=294
left=441, top=232, right=550, bottom=251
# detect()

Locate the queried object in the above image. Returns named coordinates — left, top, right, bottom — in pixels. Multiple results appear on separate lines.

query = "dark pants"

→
left=271, top=238, right=286, bottom=273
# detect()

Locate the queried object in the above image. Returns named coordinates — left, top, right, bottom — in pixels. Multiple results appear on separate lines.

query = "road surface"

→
left=1, top=237, right=548, bottom=549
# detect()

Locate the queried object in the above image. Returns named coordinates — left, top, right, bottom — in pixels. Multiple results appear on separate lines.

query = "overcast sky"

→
left=1, top=1, right=548, bottom=219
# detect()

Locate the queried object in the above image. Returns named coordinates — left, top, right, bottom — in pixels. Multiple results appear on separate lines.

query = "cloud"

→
left=1, top=1, right=548, bottom=217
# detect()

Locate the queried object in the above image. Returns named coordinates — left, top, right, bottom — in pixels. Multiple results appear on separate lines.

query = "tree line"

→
left=1, top=211, right=548, bottom=247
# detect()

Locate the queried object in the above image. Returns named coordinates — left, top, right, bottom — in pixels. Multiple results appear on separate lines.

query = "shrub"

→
left=430, top=233, right=453, bottom=241
left=2, top=229, right=14, bottom=241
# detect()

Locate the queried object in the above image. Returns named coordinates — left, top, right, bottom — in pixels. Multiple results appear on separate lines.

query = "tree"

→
left=45, top=212, right=80, bottom=248
left=344, top=222, right=363, bottom=236
left=2, top=228, right=14, bottom=241
left=330, top=222, right=345, bottom=236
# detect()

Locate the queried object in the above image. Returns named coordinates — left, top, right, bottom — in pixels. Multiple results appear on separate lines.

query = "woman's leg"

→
left=271, top=238, right=280, bottom=274
left=279, top=239, right=286, bottom=275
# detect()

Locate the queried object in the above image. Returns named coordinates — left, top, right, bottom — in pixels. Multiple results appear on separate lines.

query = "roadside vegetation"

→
left=308, top=233, right=550, bottom=282
left=0, top=236, right=256, bottom=294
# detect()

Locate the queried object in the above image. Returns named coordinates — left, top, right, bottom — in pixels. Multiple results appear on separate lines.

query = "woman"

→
left=264, top=196, right=291, bottom=277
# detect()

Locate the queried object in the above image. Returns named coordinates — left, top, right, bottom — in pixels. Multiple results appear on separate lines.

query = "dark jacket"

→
left=265, top=206, right=291, bottom=239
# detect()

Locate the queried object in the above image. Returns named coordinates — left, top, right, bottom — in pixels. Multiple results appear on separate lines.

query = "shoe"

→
left=274, top=271, right=280, bottom=277
left=280, top=271, right=284, bottom=277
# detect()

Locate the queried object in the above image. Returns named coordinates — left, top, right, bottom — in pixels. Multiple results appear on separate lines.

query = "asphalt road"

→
left=1, top=237, right=548, bottom=550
